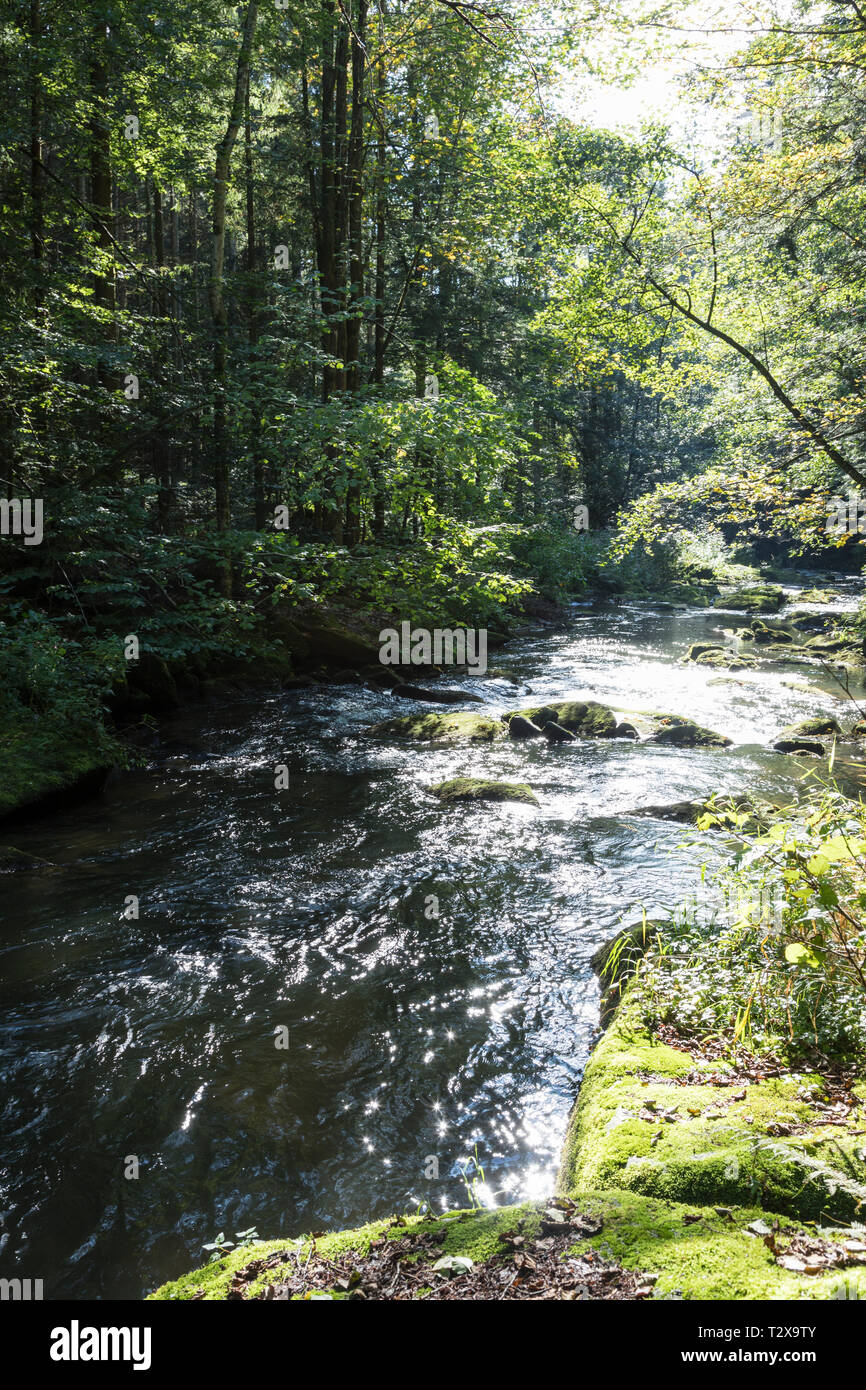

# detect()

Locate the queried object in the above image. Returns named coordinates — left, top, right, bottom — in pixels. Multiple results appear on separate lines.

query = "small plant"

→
left=202, top=1226, right=260, bottom=1263
left=641, top=785, right=866, bottom=1059
left=456, top=1146, right=487, bottom=1210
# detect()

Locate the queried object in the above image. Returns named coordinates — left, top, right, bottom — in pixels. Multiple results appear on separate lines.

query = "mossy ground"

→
left=148, top=1191, right=866, bottom=1301
left=558, top=987, right=866, bottom=1226
left=147, top=944, right=866, bottom=1302
left=149, top=1204, right=542, bottom=1301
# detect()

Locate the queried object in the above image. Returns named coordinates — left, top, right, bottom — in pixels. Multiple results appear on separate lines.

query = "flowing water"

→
left=1, top=582, right=863, bottom=1298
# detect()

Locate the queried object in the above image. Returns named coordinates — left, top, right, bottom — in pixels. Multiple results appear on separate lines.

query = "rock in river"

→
left=541, top=722, right=576, bottom=743
left=501, top=699, right=617, bottom=738
left=431, top=777, right=539, bottom=807
left=367, top=712, right=504, bottom=743
left=508, top=714, right=545, bottom=739
left=712, top=585, right=784, bottom=614
left=393, top=684, right=484, bottom=705
left=645, top=716, right=732, bottom=749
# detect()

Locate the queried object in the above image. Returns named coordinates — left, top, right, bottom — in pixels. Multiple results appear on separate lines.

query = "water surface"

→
left=0, top=583, right=862, bottom=1297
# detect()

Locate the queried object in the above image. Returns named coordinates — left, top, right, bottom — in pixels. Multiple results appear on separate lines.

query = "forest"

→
left=2, top=0, right=866, bottom=1325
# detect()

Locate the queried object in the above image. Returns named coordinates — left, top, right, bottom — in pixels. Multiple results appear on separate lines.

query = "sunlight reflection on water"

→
left=0, top=580, right=862, bottom=1295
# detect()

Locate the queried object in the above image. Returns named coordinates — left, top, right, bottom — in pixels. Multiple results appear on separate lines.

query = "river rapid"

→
left=1, top=581, right=863, bottom=1297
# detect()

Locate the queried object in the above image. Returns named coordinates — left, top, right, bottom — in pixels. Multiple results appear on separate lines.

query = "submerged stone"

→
left=367, top=712, right=505, bottom=742
left=393, top=685, right=485, bottom=704
left=430, top=777, right=539, bottom=806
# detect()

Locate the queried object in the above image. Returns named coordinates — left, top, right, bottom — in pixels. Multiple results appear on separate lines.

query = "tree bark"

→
left=209, top=0, right=259, bottom=561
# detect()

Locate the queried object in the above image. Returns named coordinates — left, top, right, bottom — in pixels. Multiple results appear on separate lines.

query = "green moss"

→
left=776, top=717, right=842, bottom=740
left=431, top=777, right=539, bottom=806
left=798, top=590, right=838, bottom=605
left=0, top=721, right=119, bottom=819
left=148, top=1205, right=544, bottom=1301
left=501, top=699, right=617, bottom=738
left=714, top=586, right=785, bottom=614
left=646, top=716, right=732, bottom=748
left=148, top=1192, right=866, bottom=1302
left=368, top=712, right=505, bottom=742
left=572, top=1189, right=866, bottom=1301
left=559, top=986, right=866, bottom=1224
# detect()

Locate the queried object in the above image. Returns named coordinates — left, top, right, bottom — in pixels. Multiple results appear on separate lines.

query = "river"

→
left=0, top=581, right=862, bottom=1297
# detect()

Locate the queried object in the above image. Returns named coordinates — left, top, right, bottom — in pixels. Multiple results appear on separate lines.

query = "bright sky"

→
left=558, top=0, right=804, bottom=155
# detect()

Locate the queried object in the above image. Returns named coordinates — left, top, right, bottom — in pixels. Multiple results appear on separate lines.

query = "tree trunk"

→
left=90, top=14, right=115, bottom=379
left=208, top=0, right=259, bottom=578
left=344, top=0, right=368, bottom=545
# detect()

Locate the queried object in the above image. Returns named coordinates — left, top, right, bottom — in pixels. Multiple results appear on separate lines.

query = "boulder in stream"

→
left=541, top=721, right=577, bottom=743
left=645, top=716, right=732, bottom=749
left=624, top=794, right=780, bottom=829
left=502, top=699, right=617, bottom=738
left=694, top=648, right=756, bottom=671
left=367, top=712, right=505, bottom=742
left=431, top=777, right=539, bottom=807
left=771, top=717, right=839, bottom=756
left=772, top=737, right=826, bottom=755
left=508, top=715, right=545, bottom=739
left=776, top=716, right=842, bottom=739
left=0, top=845, right=59, bottom=872
left=393, top=684, right=484, bottom=705
left=712, top=585, right=784, bottom=614
left=798, top=588, right=838, bottom=605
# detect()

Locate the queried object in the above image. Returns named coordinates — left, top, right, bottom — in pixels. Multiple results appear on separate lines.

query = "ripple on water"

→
left=0, top=581, right=862, bottom=1295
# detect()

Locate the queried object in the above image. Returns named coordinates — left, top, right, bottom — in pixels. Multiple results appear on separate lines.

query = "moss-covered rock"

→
left=500, top=703, right=559, bottom=729
left=0, top=845, right=58, bottom=871
left=713, top=586, right=785, bottom=614
left=431, top=777, right=539, bottom=807
left=786, top=610, right=835, bottom=634
left=541, top=721, right=576, bottom=744
left=367, top=712, right=505, bottom=743
left=508, top=714, right=544, bottom=739
left=685, top=642, right=726, bottom=661
left=646, top=716, right=732, bottom=748
left=798, top=589, right=839, bottom=605
left=624, top=795, right=779, bottom=833
left=559, top=984, right=866, bottom=1226
left=393, top=684, right=485, bottom=705
left=501, top=699, right=617, bottom=738
left=776, top=717, right=842, bottom=741
left=694, top=650, right=756, bottom=672
left=0, top=724, right=118, bottom=822
left=750, top=620, right=795, bottom=646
